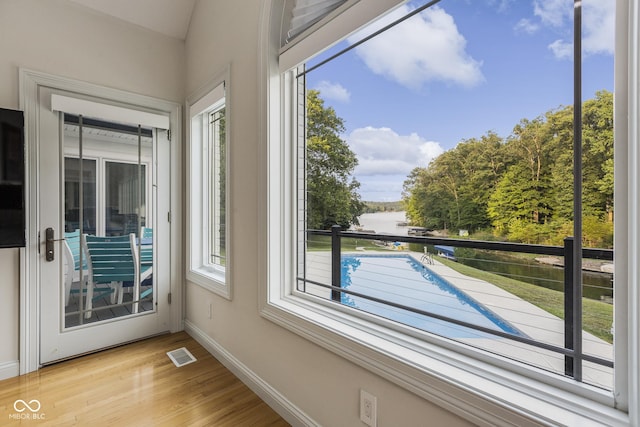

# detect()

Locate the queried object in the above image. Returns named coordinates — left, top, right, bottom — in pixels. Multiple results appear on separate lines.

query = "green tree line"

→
left=402, top=90, right=613, bottom=247
left=307, top=89, right=365, bottom=229
left=363, top=201, right=404, bottom=213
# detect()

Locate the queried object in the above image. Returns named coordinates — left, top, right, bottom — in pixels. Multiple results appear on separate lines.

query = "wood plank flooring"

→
left=0, top=332, right=290, bottom=426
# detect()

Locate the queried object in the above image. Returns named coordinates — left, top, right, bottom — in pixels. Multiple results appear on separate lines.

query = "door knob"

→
left=45, top=227, right=65, bottom=262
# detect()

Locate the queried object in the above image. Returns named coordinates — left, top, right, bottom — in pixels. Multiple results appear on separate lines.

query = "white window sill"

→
left=187, top=266, right=230, bottom=299
left=260, top=293, right=628, bottom=427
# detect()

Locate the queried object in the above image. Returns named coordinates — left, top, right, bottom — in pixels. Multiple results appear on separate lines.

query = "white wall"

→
left=0, top=0, right=184, bottom=376
left=0, top=249, right=19, bottom=376
left=184, top=1, right=471, bottom=425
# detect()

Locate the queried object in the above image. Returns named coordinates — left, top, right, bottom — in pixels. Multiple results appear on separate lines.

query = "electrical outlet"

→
left=360, top=389, right=377, bottom=427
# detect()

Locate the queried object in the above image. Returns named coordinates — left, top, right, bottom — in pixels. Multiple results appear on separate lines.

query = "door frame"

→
left=19, top=69, right=184, bottom=374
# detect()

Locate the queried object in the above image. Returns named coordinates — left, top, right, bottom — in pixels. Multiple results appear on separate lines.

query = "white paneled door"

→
left=37, top=86, right=172, bottom=364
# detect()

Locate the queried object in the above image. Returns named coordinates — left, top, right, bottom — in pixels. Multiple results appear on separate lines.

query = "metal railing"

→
left=303, top=226, right=614, bottom=382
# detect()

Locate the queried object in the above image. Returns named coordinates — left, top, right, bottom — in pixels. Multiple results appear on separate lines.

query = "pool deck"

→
left=304, top=250, right=613, bottom=390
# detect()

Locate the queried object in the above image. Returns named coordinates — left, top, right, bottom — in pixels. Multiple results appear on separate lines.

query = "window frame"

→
left=259, top=0, right=638, bottom=424
left=187, top=67, right=231, bottom=298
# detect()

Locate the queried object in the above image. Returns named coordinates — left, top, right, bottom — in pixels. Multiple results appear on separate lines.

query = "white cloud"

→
left=347, top=5, right=484, bottom=90
left=533, top=0, right=571, bottom=28
left=514, top=18, right=539, bottom=34
left=582, top=0, right=615, bottom=56
left=349, top=127, right=444, bottom=201
left=314, top=81, right=351, bottom=103
left=548, top=39, right=572, bottom=59
left=348, top=127, right=444, bottom=176
left=530, top=0, right=614, bottom=59
left=487, top=0, right=515, bottom=13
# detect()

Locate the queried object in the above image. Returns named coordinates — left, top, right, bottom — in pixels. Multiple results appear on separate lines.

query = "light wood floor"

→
left=0, top=332, right=290, bottom=426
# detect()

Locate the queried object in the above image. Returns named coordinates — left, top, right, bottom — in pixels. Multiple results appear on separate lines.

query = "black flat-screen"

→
left=0, top=108, right=25, bottom=248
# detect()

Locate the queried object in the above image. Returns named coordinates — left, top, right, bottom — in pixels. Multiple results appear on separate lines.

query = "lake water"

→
left=353, top=211, right=409, bottom=235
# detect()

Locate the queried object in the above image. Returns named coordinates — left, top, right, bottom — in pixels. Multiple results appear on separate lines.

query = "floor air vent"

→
left=167, top=347, right=197, bottom=367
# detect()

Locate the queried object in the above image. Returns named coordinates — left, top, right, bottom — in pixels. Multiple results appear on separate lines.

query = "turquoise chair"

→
left=141, top=227, right=153, bottom=238
left=64, top=230, right=114, bottom=319
left=82, top=233, right=149, bottom=317
left=64, top=230, right=115, bottom=310
left=139, top=227, right=153, bottom=267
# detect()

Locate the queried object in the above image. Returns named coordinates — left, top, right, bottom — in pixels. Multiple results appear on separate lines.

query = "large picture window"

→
left=295, top=0, right=616, bottom=387
left=264, top=0, right=635, bottom=424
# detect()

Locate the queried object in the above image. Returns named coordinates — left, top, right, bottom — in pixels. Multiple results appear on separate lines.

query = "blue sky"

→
left=304, top=0, right=615, bottom=202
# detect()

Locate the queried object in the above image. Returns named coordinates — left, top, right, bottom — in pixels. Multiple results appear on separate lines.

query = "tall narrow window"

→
left=187, top=77, right=230, bottom=298
left=209, top=108, right=226, bottom=267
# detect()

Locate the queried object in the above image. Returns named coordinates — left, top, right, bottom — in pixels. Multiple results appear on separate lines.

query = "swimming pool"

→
left=340, top=254, right=525, bottom=339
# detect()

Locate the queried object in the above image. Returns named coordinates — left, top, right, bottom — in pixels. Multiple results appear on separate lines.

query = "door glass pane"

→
left=105, top=162, right=146, bottom=237
left=64, top=157, right=96, bottom=235
left=63, top=117, right=155, bottom=327
left=209, top=108, right=225, bottom=267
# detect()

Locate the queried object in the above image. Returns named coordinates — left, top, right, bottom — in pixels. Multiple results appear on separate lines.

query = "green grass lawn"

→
left=436, top=257, right=613, bottom=343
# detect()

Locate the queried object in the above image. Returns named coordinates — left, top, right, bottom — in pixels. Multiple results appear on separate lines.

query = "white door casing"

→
left=19, top=69, right=183, bottom=372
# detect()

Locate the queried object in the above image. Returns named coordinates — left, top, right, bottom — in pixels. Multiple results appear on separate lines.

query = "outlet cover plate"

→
left=360, top=389, right=377, bottom=427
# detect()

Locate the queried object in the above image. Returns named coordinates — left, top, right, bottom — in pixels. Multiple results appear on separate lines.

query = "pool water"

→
left=340, top=255, right=525, bottom=339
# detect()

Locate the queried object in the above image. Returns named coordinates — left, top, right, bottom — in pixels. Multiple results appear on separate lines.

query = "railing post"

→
left=564, top=237, right=574, bottom=377
left=571, top=0, right=583, bottom=383
left=331, top=225, right=342, bottom=302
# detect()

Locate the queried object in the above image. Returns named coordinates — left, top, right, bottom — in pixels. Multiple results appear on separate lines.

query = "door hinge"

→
left=167, top=211, right=171, bottom=223
left=167, top=130, right=171, bottom=141
left=168, top=293, right=172, bottom=304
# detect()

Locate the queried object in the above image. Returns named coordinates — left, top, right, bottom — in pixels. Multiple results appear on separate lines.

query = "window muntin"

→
left=289, top=0, right=616, bottom=396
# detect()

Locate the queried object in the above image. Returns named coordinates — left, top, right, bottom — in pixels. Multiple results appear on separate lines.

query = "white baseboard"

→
left=0, top=360, right=20, bottom=381
left=184, top=320, right=318, bottom=427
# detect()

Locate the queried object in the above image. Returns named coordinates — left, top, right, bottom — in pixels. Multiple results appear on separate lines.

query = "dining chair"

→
left=139, top=227, right=153, bottom=267
left=82, top=233, right=141, bottom=318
